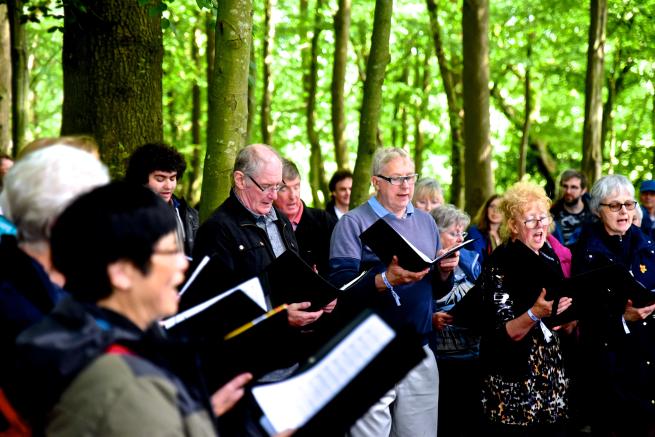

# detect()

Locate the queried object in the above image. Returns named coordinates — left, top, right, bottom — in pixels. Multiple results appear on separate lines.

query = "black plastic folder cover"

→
left=359, top=217, right=477, bottom=272
left=250, top=310, right=426, bottom=436
left=266, top=250, right=367, bottom=311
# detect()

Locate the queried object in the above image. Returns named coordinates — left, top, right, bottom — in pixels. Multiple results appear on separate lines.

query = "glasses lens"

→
left=625, top=201, right=637, bottom=210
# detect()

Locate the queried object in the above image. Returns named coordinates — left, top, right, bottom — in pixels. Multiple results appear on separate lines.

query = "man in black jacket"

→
left=274, top=159, right=337, bottom=276
left=190, top=144, right=324, bottom=328
left=125, top=143, right=199, bottom=257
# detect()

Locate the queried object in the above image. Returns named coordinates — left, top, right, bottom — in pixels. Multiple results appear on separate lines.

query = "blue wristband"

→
left=527, top=308, right=541, bottom=322
left=381, top=271, right=401, bottom=306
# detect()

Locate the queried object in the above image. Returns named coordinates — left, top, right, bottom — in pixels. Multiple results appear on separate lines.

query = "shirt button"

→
left=647, top=361, right=651, bottom=366
left=238, top=244, right=244, bottom=251
left=644, top=321, right=648, bottom=326
left=260, top=241, right=265, bottom=246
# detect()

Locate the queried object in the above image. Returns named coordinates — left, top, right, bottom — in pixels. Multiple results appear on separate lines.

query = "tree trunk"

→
left=462, top=0, right=493, bottom=216
left=518, top=37, right=533, bottom=180
left=305, top=0, right=329, bottom=207
left=246, top=30, right=256, bottom=144
left=581, top=0, right=607, bottom=186
left=0, top=4, right=10, bottom=155
left=426, top=0, right=464, bottom=208
left=260, top=0, right=275, bottom=146
left=350, top=0, right=393, bottom=209
left=200, top=0, right=252, bottom=221
left=331, top=0, right=351, bottom=170
left=7, top=0, right=27, bottom=155
left=61, top=0, right=163, bottom=177
left=391, top=58, right=409, bottom=149
left=602, top=55, right=632, bottom=173
left=413, top=49, right=430, bottom=175
left=186, top=25, right=202, bottom=202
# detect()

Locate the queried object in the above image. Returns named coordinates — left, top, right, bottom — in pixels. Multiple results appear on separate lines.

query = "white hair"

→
left=371, top=147, right=412, bottom=176
left=589, top=174, right=635, bottom=215
left=0, top=145, right=110, bottom=242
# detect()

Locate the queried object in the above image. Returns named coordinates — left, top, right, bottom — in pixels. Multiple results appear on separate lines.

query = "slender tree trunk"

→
left=246, top=30, right=256, bottom=144
left=331, top=0, right=351, bottom=170
left=581, top=0, right=607, bottom=186
left=518, top=37, right=532, bottom=180
left=305, top=0, right=329, bottom=207
left=426, top=0, right=464, bottom=207
left=462, top=0, right=493, bottom=216
left=200, top=0, right=252, bottom=221
left=391, top=59, right=409, bottom=148
left=7, top=0, right=27, bottom=155
left=186, top=25, right=203, bottom=202
left=167, top=90, right=178, bottom=144
left=414, top=49, right=430, bottom=174
left=61, top=0, right=163, bottom=177
left=0, top=4, right=10, bottom=155
left=260, top=0, right=275, bottom=146
left=350, top=0, right=393, bottom=208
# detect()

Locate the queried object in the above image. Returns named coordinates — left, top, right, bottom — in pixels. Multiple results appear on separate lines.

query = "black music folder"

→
left=266, top=250, right=368, bottom=311
left=359, top=217, right=476, bottom=272
left=249, top=310, right=426, bottom=436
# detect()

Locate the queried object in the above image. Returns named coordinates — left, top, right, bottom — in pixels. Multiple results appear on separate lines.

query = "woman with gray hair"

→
left=573, top=174, right=655, bottom=436
left=0, top=145, right=109, bottom=419
left=429, top=204, right=483, bottom=436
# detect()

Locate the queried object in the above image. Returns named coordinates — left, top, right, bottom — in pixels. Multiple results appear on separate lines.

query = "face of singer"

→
left=509, top=201, right=549, bottom=254
left=440, top=222, right=465, bottom=250
left=373, top=157, right=415, bottom=216
left=114, top=233, right=188, bottom=328
left=598, top=189, right=635, bottom=237
left=274, top=177, right=302, bottom=219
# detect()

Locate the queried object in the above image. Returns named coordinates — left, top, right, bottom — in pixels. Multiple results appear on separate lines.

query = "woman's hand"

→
left=432, top=311, right=454, bottom=330
left=211, top=372, right=253, bottom=416
left=624, top=299, right=655, bottom=322
left=530, top=288, right=572, bottom=319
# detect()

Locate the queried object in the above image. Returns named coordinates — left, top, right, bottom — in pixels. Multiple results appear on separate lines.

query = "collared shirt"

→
left=289, top=200, right=304, bottom=231
left=234, top=190, right=287, bottom=258
left=367, top=195, right=414, bottom=219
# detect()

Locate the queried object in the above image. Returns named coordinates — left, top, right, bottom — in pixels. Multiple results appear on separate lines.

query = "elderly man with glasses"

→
left=329, top=147, right=458, bottom=437
left=190, top=144, right=324, bottom=330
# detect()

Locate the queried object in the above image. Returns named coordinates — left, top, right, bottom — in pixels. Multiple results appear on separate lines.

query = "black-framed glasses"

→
left=375, top=173, right=419, bottom=186
left=523, top=216, right=551, bottom=229
left=599, top=200, right=638, bottom=212
left=247, top=174, right=285, bottom=194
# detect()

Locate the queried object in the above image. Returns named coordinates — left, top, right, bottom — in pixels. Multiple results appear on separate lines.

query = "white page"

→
left=397, top=232, right=433, bottom=262
left=339, top=270, right=368, bottom=290
left=178, top=255, right=211, bottom=297
left=251, top=313, right=395, bottom=434
left=160, top=277, right=266, bottom=329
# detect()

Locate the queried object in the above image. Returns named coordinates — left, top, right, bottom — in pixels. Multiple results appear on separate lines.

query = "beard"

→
left=563, top=195, right=581, bottom=207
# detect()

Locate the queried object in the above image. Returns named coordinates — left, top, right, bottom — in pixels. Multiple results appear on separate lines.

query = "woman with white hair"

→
left=0, top=145, right=109, bottom=413
left=573, top=175, right=655, bottom=436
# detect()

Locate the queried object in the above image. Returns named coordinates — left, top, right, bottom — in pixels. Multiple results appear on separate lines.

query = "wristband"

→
left=527, top=308, right=541, bottom=322
left=381, top=271, right=401, bottom=306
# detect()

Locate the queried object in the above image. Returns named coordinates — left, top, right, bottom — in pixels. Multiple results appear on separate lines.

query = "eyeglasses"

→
left=375, top=174, right=419, bottom=186
left=446, top=231, right=468, bottom=239
left=523, top=216, right=551, bottom=229
left=247, top=174, right=285, bottom=194
left=599, top=200, right=638, bottom=212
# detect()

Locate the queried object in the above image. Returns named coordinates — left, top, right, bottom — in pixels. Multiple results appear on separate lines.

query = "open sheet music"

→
left=252, top=313, right=396, bottom=435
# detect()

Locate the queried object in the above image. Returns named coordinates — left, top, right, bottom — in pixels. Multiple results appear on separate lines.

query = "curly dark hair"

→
left=125, top=143, right=187, bottom=185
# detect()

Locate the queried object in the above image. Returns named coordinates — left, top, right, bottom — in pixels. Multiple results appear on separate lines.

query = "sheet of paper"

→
left=251, top=313, right=395, bottom=434
left=178, top=255, right=210, bottom=297
left=339, top=270, right=368, bottom=290
left=160, top=277, right=266, bottom=329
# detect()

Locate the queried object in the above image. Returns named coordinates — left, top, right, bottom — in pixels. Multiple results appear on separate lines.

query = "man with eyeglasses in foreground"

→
left=191, top=144, right=325, bottom=329
left=329, top=147, right=459, bottom=437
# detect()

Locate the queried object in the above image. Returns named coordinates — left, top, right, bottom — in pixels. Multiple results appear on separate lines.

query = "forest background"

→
left=0, top=0, right=653, bottom=219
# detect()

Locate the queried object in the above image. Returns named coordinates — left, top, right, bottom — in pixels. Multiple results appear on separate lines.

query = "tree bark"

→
left=200, top=0, right=252, bottom=221
left=426, top=0, right=464, bottom=208
left=260, top=0, right=275, bottom=146
left=0, top=4, right=10, bottom=155
left=305, top=0, right=329, bottom=207
left=61, top=0, right=163, bottom=177
left=518, top=37, right=533, bottom=180
left=350, top=0, right=393, bottom=209
left=331, top=0, right=351, bottom=170
left=462, top=0, right=493, bottom=216
left=581, top=0, right=607, bottom=186
left=246, top=30, right=256, bottom=144
left=7, top=0, right=27, bottom=155
left=186, top=24, right=202, bottom=202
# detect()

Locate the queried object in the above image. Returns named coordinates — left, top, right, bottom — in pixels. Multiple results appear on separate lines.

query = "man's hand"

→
left=624, top=299, right=655, bottom=322
left=211, top=372, right=252, bottom=416
left=322, top=299, right=337, bottom=313
left=380, top=256, right=429, bottom=290
left=287, top=301, right=323, bottom=327
left=432, top=311, right=454, bottom=330
left=437, top=249, right=459, bottom=281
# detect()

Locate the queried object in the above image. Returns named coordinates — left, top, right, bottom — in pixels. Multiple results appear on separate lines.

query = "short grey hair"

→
left=430, top=204, right=470, bottom=230
left=371, top=147, right=412, bottom=176
left=233, top=144, right=282, bottom=185
left=589, top=174, right=635, bottom=214
left=0, top=145, right=110, bottom=242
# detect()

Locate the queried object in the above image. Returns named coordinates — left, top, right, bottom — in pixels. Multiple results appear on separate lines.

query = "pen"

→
left=224, top=304, right=288, bottom=340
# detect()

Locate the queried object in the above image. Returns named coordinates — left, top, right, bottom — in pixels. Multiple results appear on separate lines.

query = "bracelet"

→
left=527, top=308, right=541, bottom=322
left=381, top=271, right=401, bottom=306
